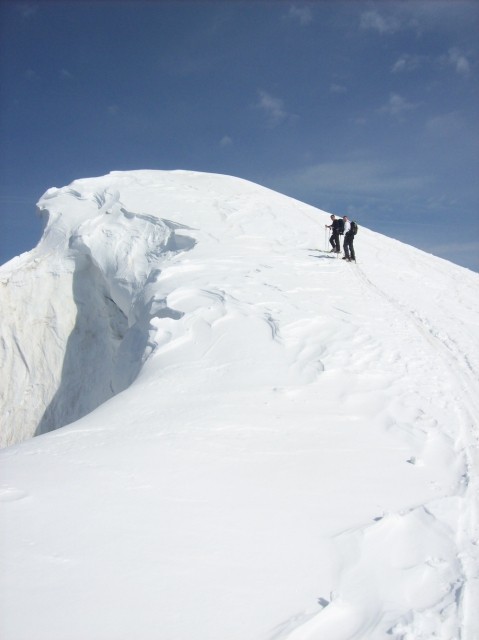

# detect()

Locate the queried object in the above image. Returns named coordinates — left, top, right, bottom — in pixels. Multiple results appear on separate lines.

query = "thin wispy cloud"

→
left=426, top=112, right=463, bottom=138
left=287, top=4, right=313, bottom=26
left=352, top=116, right=368, bottom=126
left=330, top=83, right=347, bottom=94
left=392, top=49, right=472, bottom=78
left=270, top=158, right=430, bottom=199
left=391, top=54, right=423, bottom=73
left=360, top=3, right=479, bottom=40
left=360, top=10, right=401, bottom=34
left=256, top=90, right=290, bottom=127
left=378, top=93, right=419, bottom=119
left=220, top=135, right=233, bottom=147
left=443, top=48, right=471, bottom=76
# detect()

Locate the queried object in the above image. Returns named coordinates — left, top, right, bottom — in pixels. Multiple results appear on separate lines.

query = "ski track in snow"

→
left=348, top=260, right=479, bottom=639
left=1, top=170, right=478, bottom=640
left=274, top=257, right=479, bottom=640
left=266, top=249, right=479, bottom=640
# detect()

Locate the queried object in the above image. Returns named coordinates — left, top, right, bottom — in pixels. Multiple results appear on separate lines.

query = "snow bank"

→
left=1, top=170, right=478, bottom=639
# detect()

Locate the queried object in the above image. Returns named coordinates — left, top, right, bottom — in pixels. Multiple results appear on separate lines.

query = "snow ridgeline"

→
left=1, top=170, right=479, bottom=640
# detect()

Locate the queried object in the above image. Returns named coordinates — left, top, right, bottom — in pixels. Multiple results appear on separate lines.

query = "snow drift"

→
left=1, top=170, right=478, bottom=639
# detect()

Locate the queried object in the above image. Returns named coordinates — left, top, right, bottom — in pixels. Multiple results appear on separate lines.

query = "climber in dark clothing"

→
left=325, top=215, right=342, bottom=253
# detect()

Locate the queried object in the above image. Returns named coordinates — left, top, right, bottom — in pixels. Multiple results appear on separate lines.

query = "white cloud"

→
left=330, top=83, right=347, bottom=94
left=443, top=48, right=470, bottom=76
left=256, top=90, right=290, bottom=127
left=391, top=54, right=423, bottom=73
left=60, top=68, right=73, bottom=80
left=107, top=105, right=120, bottom=116
left=220, top=135, right=233, bottom=147
left=288, top=4, right=313, bottom=26
left=396, top=1, right=478, bottom=35
left=360, top=10, right=401, bottom=34
left=378, top=93, right=419, bottom=119
left=360, top=3, right=478, bottom=39
left=392, top=49, right=471, bottom=77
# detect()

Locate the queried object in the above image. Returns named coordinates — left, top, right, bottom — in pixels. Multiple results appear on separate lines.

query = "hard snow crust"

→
left=1, top=170, right=478, bottom=639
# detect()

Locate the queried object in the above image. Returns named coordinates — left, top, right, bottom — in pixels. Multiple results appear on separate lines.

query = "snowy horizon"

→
left=1, top=170, right=478, bottom=639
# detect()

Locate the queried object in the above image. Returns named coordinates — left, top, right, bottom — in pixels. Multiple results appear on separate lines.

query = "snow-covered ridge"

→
left=2, top=169, right=478, bottom=449
left=1, top=170, right=327, bottom=446
left=1, top=170, right=478, bottom=639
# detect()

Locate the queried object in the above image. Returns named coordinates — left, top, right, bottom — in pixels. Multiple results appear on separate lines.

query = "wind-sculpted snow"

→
left=1, top=175, right=197, bottom=445
left=1, top=170, right=478, bottom=640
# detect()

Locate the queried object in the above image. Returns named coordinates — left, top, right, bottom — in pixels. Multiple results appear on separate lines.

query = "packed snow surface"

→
left=1, top=170, right=478, bottom=640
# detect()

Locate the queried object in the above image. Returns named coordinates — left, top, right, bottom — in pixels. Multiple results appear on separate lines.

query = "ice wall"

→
left=0, top=178, right=194, bottom=447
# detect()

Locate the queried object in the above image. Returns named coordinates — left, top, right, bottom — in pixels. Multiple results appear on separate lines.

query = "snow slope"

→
left=1, top=170, right=478, bottom=640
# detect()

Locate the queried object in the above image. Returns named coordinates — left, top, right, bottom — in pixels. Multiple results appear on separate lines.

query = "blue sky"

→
left=1, top=0, right=478, bottom=271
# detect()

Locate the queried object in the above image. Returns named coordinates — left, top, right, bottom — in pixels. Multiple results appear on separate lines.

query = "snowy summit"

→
left=1, top=170, right=478, bottom=639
